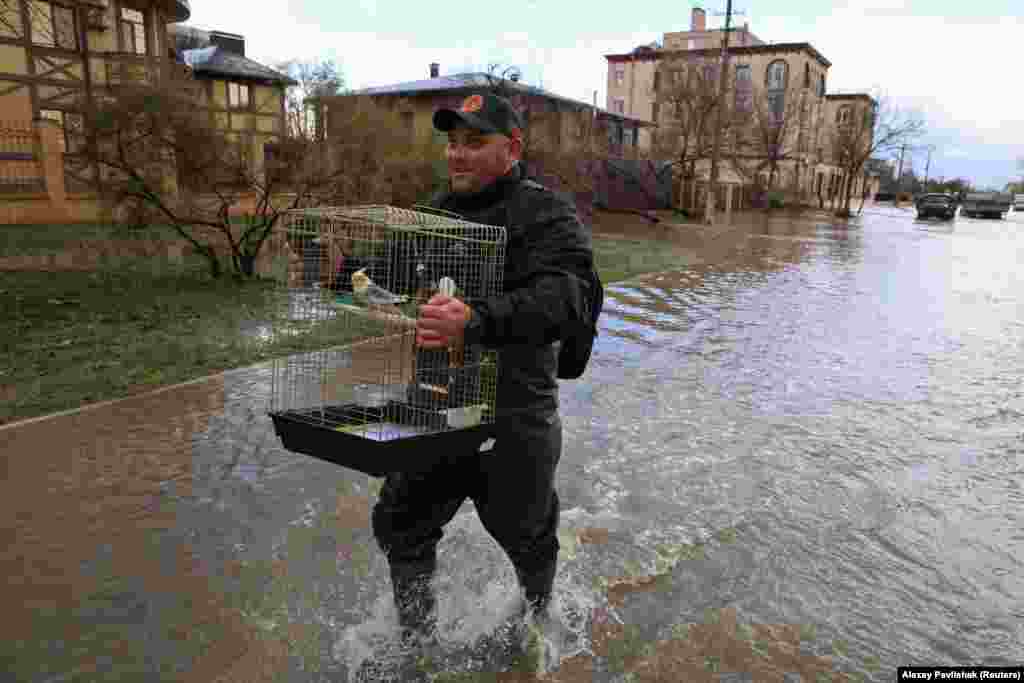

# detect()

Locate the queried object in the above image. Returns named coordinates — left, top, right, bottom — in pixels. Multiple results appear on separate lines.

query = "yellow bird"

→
left=351, top=269, right=408, bottom=306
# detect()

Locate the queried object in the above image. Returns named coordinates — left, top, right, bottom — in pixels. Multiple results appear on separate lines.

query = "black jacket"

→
left=427, top=164, right=594, bottom=420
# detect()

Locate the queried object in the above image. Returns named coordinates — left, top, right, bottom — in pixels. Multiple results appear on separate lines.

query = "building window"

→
left=614, top=67, right=624, bottom=86
left=651, top=102, right=659, bottom=122
left=766, top=59, right=788, bottom=121
left=613, top=98, right=624, bottom=115
left=228, top=82, right=250, bottom=109
left=818, top=73, right=826, bottom=97
left=303, top=104, right=318, bottom=138
left=652, top=70, right=660, bottom=93
left=766, top=59, right=788, bottom=90
left=39, top=109, right=85, bottom=153
left=702, top=62, right=717, bottom=84
left=31, top=1, right=78, bottom=50
left=804, top=63, right=810, bottom=89
left=734, top=64, right=752, bottom=111
left=632, top=126, right=638, bottom=146
left=120, top=7, right=147, bottom=55
left=837, top=105, right=851, bottom=125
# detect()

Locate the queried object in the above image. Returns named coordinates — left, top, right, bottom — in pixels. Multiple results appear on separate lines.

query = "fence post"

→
left=34, top=118, right=70, bottom=217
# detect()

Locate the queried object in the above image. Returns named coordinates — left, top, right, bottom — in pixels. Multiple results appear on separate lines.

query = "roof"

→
left=825, top=93, right=875, bottom=101
left=341, top=72, right=653, bottom=127
left=182, top=46, right=297, bottom=86
left=605, top=41, right=832, bottom=69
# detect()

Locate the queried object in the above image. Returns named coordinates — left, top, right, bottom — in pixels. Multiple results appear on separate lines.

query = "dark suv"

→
left=915, top=193, right=957, bottom=220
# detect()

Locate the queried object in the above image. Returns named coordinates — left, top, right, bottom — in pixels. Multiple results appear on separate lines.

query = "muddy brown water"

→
left=3, top=205, right=1022, bottom=681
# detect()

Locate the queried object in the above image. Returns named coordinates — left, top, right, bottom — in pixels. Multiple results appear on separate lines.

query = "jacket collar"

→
left=444, top=162, right=523, bottom=211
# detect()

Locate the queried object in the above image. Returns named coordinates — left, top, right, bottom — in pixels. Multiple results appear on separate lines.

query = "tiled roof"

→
left=346, top=72, right=651, bottom=126
left=182, top=46, right=297, bottom=85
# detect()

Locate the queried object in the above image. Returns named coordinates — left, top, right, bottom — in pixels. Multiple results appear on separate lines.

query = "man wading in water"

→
left=370, top=92, right=597, bottom=663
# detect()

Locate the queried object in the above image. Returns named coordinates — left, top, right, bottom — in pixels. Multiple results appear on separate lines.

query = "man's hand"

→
left=416, top=294, right=471, bottom=348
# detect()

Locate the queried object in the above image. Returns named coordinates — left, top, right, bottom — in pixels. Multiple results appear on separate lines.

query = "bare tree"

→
left=77, top=79, right=352, bottom=279
left=275, top=59, right=347, bottom=139
left=728, top=82, right=807, bottom=204
left=829, top=93, right=925, bottom=217
left=320, top=94, right=446, bottom=208
left=478, top=63, right=613, bottom=216
left=649, top=54, right=728, bottom=212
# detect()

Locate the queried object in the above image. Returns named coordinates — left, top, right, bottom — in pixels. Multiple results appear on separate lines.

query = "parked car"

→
left=1014, top=194, right=1024, bottom=212
left=915, top=193, right=957, bottom=220
left=960, top=192, right=1011, bottom=219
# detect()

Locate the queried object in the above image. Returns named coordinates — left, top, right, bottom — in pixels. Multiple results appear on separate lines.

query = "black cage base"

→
left=269, top=403, right=494, bottom=477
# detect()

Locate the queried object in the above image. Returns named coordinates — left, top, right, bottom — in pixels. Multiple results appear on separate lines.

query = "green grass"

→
left=0, top=223, right=185, bottom=257
left=593, top=236, right=697, bottom=285
left=0, top=232, right=697, bottom=425
left=0, top=269, right=385, bottom=425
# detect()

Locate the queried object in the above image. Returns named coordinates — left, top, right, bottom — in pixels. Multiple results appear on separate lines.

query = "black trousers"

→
left=371, top=413, right=562, bottom=628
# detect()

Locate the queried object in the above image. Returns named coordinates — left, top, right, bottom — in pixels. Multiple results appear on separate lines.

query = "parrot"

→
left=351, top=269, right=408, bottom=306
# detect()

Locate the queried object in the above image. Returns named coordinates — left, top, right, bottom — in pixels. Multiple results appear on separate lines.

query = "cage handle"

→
left=411, top=204, right=470, bottom=221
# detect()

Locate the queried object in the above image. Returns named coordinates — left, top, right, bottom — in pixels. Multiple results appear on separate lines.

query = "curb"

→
left=0, top=332, right=415, bottom=433
left=0, top=361, right=273, bottom=433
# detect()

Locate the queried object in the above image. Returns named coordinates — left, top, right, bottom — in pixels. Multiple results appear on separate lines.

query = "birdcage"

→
left=266, top=205, right=506, bottom=477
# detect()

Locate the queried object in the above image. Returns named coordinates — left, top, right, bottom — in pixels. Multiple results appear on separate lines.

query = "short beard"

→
left=449, top=176, right=478, bottom=195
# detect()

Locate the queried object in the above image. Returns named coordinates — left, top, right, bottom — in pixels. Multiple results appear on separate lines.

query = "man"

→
left=370, top=93, right=595, bottom=648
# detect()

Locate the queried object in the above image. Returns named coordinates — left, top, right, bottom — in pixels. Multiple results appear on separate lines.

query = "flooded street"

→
left=4, top=205, right=1023, bottom=681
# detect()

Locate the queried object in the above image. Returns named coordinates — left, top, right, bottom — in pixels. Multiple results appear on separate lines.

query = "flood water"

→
left=3, top=205, right=1022, bottom=681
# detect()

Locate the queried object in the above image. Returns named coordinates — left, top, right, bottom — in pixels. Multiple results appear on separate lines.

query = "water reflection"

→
left=4, top=207, right=1024, bottom=681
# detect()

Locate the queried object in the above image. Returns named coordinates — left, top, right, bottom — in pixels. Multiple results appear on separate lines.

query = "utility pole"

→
left=894, top=143, right=907, bottom=206
left=922, top=145, right=933, bottom=191
left=704, top=1, right=745, bottom=224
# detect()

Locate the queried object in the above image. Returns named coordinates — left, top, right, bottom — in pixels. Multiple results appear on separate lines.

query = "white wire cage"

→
left=267, top=205, right=507, bottom=476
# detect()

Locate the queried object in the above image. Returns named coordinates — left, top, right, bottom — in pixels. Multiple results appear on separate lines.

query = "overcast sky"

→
left=187, top=0, right=1022, bottom=189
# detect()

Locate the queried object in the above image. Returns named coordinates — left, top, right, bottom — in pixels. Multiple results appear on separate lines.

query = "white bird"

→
left=436, top=276, right=466, bottom=368
left=438, top=276, right=457, bottom=298
left=351, top=269, right=408, bottom=306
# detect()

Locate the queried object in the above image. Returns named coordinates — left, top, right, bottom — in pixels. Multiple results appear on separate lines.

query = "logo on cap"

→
left=460, top=95, right=484, bottom=113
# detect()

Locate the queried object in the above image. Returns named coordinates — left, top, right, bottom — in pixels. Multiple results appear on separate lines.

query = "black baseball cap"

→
left=433, top=93, right=524, bottom=139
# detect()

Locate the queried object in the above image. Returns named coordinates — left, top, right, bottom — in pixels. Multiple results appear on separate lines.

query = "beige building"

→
left=604, top=8, right=876, bottom=208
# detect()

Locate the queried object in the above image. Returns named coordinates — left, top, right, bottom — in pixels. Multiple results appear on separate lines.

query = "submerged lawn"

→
left=1, top=229, right=697, bottom=425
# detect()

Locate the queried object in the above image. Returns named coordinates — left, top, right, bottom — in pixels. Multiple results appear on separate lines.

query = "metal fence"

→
left=0, top=121, right=44, bottom=194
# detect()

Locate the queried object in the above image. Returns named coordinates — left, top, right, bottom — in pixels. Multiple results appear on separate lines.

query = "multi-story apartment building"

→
left=821, top=93, right=881, bottom=200
left=604, top=7, right=877, bottom=208
left=0, top=1, right=292, bottom=221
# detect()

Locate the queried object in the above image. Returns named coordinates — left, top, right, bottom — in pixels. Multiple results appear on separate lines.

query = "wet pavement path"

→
left=3, top=205, right=1022, bottom=681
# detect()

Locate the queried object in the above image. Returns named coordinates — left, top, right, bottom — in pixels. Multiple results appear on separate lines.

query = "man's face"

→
left=445, top=123, right=521, bottom=195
